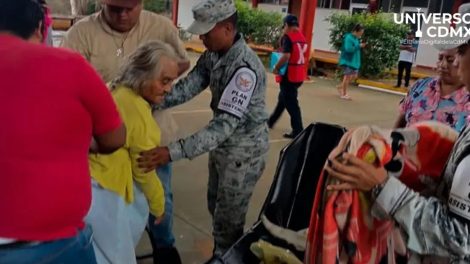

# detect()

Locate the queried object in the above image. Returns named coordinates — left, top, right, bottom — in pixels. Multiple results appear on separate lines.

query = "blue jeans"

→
left=0, top=225, right=96, bottom=264
left=148, top=163, right=175, bottom=247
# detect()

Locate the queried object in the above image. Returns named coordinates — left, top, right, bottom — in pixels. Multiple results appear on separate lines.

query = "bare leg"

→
left=340, top=75, right=355, bottom=100
left=342, top=75, right=351, bottom=96
left=340, top=75, right=349, bottom=96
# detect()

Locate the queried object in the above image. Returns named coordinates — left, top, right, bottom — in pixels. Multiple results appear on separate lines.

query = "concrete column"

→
left=172, top=0, right=179, bottom=26
left=288, top=0, right=302, bottom=16
left=299, top=0, right=317, bottom=75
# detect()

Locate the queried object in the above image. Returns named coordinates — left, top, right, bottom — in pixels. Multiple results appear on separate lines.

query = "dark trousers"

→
left=397, top=61, right=413, bottom=87
left=268, top=79, right=304, bottom=135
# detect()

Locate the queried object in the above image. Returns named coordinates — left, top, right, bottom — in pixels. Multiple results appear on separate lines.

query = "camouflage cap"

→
left=187, top=0, right=237, bottom=35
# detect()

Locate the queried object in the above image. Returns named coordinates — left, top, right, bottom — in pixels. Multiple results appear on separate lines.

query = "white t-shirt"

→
left=399, top=49, right=415, bottom=63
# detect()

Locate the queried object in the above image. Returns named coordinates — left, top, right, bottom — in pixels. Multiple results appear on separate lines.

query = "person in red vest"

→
left=269, top=14, right=308, bottom=139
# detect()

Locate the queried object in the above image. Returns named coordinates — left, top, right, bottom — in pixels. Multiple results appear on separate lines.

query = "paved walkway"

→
left=185, top=39, right=436, bottom=95
left=136, top=52, right=403, bottom=264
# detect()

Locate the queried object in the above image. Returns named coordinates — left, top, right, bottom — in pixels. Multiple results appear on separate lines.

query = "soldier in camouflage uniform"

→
left=138, top=0, right=269, bottom=257
left=326, top=5, right=470, bottom=260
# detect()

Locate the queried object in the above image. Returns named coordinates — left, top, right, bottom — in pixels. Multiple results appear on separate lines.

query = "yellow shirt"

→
left=89, top=86, right=164, bottom=217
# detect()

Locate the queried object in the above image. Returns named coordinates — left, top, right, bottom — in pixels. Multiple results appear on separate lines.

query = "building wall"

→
left=48, top=0, right=72, bottom=14
left=258, top=3, right=289, bottom=13
left=312, top=8, right=349, bottom=52
left=177, top=0, right=195, bottom=29
left=178, top=0, right=440, bottom=67
left=414, top=21, right=440, bottom=68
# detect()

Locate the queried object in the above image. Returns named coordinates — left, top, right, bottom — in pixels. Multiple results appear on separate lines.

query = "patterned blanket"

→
left=306, top=121, right=458, bottom=264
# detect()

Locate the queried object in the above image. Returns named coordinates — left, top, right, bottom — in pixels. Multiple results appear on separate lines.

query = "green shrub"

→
left=235, top=0, right=283, bottom=46
left=328, top=12, right=409, bottom=78
left=86, top=1, right=98, bottom=15
left=85, top=0, right=170, bottom=15
left=144, top=0, right=170, bottom=14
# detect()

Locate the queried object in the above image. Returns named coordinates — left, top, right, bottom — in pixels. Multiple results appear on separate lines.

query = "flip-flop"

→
left=336, top=85, right=343, bottom=96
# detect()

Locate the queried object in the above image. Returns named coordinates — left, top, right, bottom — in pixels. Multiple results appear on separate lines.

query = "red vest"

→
left=286, top=31, right=308, bottom=83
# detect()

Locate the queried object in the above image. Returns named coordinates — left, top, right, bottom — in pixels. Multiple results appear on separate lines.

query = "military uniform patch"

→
left=448, top=155, right=470, bottom=220
left=218, top=67, right=256, bottom=118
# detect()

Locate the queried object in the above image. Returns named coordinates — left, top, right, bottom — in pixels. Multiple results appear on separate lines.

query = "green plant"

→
left=235, top=0, right=283, bottom=46
left=85, top=0, right=170, bottom=15
left=144, top=0, right=170, bottom=14
left=328, top=12, right=409, bottom=78
left=86, top=1, right=98, bottom=15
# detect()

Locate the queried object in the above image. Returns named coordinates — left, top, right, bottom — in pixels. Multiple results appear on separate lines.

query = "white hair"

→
left=111, top=40, right=179, bottom=94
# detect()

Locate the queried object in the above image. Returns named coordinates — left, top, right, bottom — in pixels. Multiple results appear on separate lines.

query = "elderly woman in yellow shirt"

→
left=86, top=41, right=180, bottom=264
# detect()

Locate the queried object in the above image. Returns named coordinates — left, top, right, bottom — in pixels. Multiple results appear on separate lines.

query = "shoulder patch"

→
left=218, top=67, right=257, bottom=118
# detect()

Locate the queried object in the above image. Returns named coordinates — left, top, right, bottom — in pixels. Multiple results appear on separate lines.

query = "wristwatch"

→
left=371, top=175, right=390, bottom=200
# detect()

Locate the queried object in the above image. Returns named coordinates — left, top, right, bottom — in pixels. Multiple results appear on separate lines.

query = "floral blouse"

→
left=400, top=77, right=470, bottom=132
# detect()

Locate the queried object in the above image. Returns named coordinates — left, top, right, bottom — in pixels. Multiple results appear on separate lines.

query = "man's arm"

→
left=274, top=36, right=291, bottom=72
left=168, top=113, right=241, bottom=161
left=372, top=176, right=470, bottom=257
left=400, top=45, right=416, bottom=52
left=399, top=45, right=410, bottom=50
left=61, top=23, right=90, bottom=59
left=168, top=67, right=259, bottom=161
left=92, top=126, right=126, bottom=154
left=394, top=113, right=407, bottom=129
left=139, top=67, right=263, bottom=169
left=75, top=55, right=126, bottom=153
left=327, top=149, right=470, bottom=258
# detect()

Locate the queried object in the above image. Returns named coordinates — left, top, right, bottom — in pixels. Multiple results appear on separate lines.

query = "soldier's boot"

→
left=153, top=246, right=182, bottom=264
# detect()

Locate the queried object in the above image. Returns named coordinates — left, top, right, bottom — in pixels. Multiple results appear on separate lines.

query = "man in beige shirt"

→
left=62, top=0, right=189, bottom=263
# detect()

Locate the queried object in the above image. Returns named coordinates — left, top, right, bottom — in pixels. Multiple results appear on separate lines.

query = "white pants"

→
left=85, top=180, right=149, bottom=264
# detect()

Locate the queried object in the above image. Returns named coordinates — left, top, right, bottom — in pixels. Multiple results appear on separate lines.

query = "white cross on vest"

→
left=296, top=43, right=307, bottom=64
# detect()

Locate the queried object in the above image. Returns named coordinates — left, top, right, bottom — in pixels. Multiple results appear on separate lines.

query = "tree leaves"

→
left=328, top=12, right=410, bottom=78
left=235, top=0, right=283, bottom=46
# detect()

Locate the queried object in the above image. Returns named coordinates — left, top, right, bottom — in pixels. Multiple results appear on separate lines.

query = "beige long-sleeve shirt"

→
left=62, top=10, right=187, bottom=82
left=62, top=10, right=188, bottom=144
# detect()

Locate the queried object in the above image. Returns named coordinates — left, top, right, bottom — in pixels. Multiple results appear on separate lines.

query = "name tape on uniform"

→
left=218, top=67, right=256, bottom=118
left=449, top=155, right=470, bottom=220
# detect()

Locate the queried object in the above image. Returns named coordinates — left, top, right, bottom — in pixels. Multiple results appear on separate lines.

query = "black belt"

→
left=0, top=241, right=40, bottom=250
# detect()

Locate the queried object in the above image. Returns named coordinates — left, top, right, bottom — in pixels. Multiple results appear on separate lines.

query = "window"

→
left=259, top=0, right=289, bottom=4
left=350, top=3, right=368, bottom=13
left=403, top=0, right=429, bottom=8
left=317, top=0, right=350, bottom=10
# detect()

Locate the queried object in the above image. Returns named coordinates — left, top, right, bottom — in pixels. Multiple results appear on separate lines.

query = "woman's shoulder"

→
left=112, top=85, right=139, bottom=100
left=112, top=86, right=146, bottom=113
left=410, top=77, right=436, bottom=93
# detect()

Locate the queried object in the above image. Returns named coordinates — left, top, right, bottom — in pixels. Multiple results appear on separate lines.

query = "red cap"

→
left=102, top=0, right=142, bottom=8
